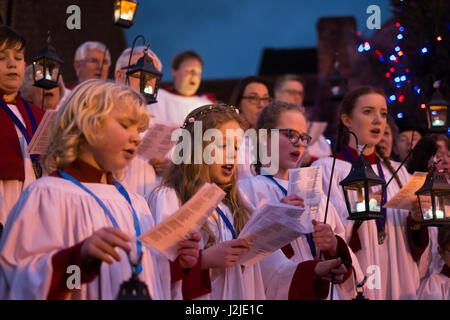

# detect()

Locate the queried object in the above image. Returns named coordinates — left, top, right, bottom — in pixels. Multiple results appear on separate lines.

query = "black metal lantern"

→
left=425, top=89, right=448, bottom=133
left=329, top=54, right=347, bottom=101
left=415, top=162, right=450, bottom=227
left=113, top=0, right=138, bottom=28
left=125, top=36, right=162, bottom=104
left=339, top=144, right=386, bottom=221
left=32, top=32, right=63, bottom=90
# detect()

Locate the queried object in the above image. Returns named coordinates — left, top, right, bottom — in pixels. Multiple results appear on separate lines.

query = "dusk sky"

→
left=125, top=0, right=392, bottom=81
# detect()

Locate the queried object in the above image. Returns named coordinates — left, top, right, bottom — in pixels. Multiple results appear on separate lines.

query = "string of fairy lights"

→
left=355, top=20, right=444, bottom=121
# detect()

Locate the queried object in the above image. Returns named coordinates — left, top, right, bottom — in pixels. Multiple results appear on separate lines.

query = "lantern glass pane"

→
left=419, top=194, right=449, bottom=220
left=33, top=60, right=59, bottom=82
left=344, top=184, right=382, bottom=213
left=142, top=73, right=156, bottom=96
left=114, top=0, right=137, bottom=22
left=429, top=105, right=447, bottom=127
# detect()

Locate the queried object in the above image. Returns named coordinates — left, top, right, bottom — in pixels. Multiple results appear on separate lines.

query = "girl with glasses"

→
left=239, top=100, right=354, bottom=299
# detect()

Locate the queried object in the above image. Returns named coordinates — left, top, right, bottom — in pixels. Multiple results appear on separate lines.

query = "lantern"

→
left=339, top=147, right=386, bottom=221
left=415, top=163, right=450, bottom=227
left=126, top=48, right=162, bottom=104
left=425, top=89, right=448, bottom=133
left=113, top=0, right=138, bottom=28
left=32, top=32, right=63, bottom=90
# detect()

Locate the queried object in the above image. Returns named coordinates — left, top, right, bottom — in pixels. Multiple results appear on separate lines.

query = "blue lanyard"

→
left=0, top=98, right=37, bottom=144
left=0, top=98, right=40, bottom=165
left=340, top=148, right=387, bottom=234
left=58, top=170, right=143, bottom=274
left=262, top=175, right=317, bottom=258
left=215, top=206, right=237, bottom=239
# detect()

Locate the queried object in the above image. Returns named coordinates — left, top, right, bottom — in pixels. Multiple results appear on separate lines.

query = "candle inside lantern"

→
left=369, top=198, right=380, bottom=211
left=423, top=210, right=433, bottom=220
left=356, top=201, right=365, bottom=212
left=436, top=209, right=444, bottom=219
left=35, top=70, right=43, bottom=81
left=144, top=85, right=153, bottom=95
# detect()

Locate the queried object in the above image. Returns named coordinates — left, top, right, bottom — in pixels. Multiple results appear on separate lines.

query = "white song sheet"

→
left=26, top=110, right=56, bottom=155
left=137, top=120, right=179, bottom=160
left=138, top=183, right=226, bottom=261
left=238, top=203, right=307, bottom=267
left=383, top=171, right=428, bottom=210
left=288, top=166, right=322, bottom=228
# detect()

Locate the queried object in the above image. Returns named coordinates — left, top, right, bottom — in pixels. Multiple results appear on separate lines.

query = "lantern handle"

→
left=126, top=35, right=146, bottom=86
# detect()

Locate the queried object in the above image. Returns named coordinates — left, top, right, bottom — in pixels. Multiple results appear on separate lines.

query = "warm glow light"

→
left=421, top=104, right=426, bottom=109
left=437, top=36, right=442, bottom=41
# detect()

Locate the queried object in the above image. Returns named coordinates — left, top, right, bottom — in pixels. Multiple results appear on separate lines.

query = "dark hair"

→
left=253, top=100, right=305, bottom=174
left=433, top=133, right=449, bottom=150
left=406, top=134, right=439, bottom=174
left=229, top=76, right=270, bottom=110
left=0, top=25, right=25, bottom=51
left=274, top=74, right=305, bottom=94
left=375, top=115, right=403, bottom=188
left=438, top=225, right=450, bottom=249
left=171, top=50, right=203, bottom=70
left=335, top=86, right=386, bottom=154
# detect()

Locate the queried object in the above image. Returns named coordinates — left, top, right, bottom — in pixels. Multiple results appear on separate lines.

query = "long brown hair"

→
left=154, top=104, right=251, bottom=248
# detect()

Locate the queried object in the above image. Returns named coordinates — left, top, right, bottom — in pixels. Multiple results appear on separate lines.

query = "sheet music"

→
left=383, top=171, right=428, bottom=210
left=26, top=110, right=56, bottom=155
left=137, top=120, right=179, bottom=160
left=138, top=183, right=226, bottom=261
left=238, top=203, right=307, bottom=267
left=288, top=166, right=322, bottom=226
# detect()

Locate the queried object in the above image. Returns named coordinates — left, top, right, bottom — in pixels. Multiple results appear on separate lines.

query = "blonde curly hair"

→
left=42, top=79, right=149, bottom=175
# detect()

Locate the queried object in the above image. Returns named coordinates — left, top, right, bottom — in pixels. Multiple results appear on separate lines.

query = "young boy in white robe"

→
left=417, top=226, right=450, bottom=299
left=114, top=46, right=162, bottom=197
left=312, top=87, right=430, bottom=299
left=0, top=80, right=200, bottom=300
left=147, top=103, right=348, bottom=300
left=238, top=100, right=355, bottom=299
left=0, top=26, right=45, bottom=229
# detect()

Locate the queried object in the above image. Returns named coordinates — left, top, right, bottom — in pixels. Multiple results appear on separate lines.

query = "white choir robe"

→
left=238, top=175, right=356, bottom=300
left=0, top=177, right=176, bottom=300
left=147, top=89, right=212, bottom=126
left=237, top=135, right=257, bottom=181
left=147, top=187, right=266, bottom=300
left=0, top=104, right=36, bottom=226
left=417, top=272, right=450, bottom=300
left=420, top=227, right=444, bottom=279
left=312, top=157, right=427, bottom=299
left=122, top=155, right=160, bottom=198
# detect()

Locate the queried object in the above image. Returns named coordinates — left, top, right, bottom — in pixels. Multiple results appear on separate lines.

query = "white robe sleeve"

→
left=0, top=183, right=69, bottom=299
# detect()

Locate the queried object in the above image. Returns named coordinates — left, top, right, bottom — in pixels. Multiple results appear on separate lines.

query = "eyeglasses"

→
left=82, top=58, right=111, bottom=68
left=242, top=96, right=272, bottom=105
left=280, top=89, right=304, bottom=97
left=277, top=129, right=311, bottom=146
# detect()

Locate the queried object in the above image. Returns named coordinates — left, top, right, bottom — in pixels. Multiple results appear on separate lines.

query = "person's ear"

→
left=114, top=69, right=123, bottom=82
left=341, top=113, right=352, bottom=130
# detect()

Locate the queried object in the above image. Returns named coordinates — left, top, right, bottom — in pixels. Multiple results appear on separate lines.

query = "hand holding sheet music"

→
left=237, top=203, right=307, bottom=267
left=138, top=183, right=226, bottom=261
left=288, top=166, right=322, bottom=228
